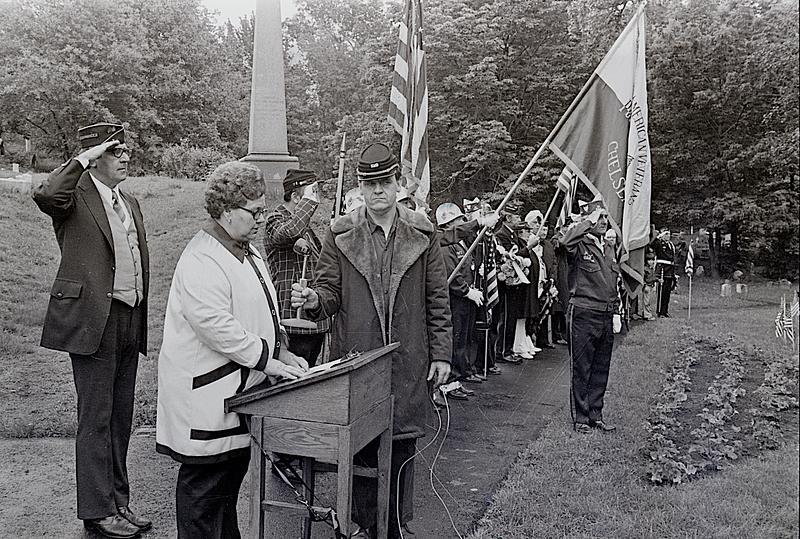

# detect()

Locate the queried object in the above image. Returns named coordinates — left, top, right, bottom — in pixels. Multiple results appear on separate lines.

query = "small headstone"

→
left=732, top=270, right=744, bottom=281
left=695, top=265, right=704, bottom=276
left=779, top=279, right=792, bottom=289
left=12, top=163, right=19, bottom=173
left=720, top=282, right=732, bottom=297
left=736, top=283, right=748, bottom=295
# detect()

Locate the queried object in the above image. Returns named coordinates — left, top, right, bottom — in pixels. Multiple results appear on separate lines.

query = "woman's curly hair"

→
left=204, top=162, right=266, bottom=219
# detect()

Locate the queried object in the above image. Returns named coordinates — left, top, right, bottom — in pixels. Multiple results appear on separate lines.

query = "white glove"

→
left=302, top=182, right=319, bottom=203
left=586, top=206, right=604, bottom=225
left=465, top=287, right=484, bottom=306
left=477, top=211, right=499, bottom=229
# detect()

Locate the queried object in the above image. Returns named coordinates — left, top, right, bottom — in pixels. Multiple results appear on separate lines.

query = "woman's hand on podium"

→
left=291, top=282, right=319, bottom=310
left=264, top=349, right=308, bottom=380
left=279, top=348, right=309, bottom=372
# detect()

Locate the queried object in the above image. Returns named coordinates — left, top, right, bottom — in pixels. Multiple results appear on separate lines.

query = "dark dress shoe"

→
left=574, top=423, right=592, bottom=434
left=84, top=514, right=141, bottom=538
left=591, top=420, right=617, bottom=432
left=499, top=354, right=522, bottom=364
left=446, top=388, right=469, bottom=400
left=117, top=506, right=152, bottom=531
left=464, top=374, right=483, bottom=383
left=543, top=343, right=556, bottom=349
left=487, top=366, right=502, bottom=375
left=555, top=338, right=568, bottom=345
left=458, top=385, right=475, bottom=396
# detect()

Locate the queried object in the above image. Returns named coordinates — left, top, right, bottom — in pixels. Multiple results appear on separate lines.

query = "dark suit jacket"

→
left=32, top=159, right=149, bottom=356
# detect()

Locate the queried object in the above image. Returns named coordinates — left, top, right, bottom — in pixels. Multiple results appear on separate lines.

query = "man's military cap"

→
left=77, top=122, right=125, bottom=149
left=283, top=169, right=317, bottom=195
left=357, top=143, right=399, bottom=181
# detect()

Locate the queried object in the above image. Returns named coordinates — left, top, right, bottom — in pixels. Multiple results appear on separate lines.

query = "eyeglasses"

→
left=237, top=206, right=267, bottom=220
left=106, top=147, right=131, bottom=158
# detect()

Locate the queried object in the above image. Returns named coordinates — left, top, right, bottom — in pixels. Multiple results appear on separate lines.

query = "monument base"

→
left=240, top=153, right=299, bottom=196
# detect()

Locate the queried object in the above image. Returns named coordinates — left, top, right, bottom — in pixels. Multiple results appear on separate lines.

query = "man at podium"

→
left=292, top=143, right=452, bottom=538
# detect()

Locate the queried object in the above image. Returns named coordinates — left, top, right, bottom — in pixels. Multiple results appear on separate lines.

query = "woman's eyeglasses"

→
left=237, top=206, right=267, bottom=220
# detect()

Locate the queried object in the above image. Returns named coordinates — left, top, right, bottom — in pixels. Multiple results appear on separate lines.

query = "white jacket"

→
left=156, top=225, right=282, bottom=462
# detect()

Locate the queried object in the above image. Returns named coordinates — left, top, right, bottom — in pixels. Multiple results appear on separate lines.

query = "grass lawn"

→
left=468, top=279, right=799, bottom=539
left=0, top=174, right=333, bottom=437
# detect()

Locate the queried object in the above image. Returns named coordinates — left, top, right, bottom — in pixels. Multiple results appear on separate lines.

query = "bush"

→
left=159, top=143, right=234, bottom=181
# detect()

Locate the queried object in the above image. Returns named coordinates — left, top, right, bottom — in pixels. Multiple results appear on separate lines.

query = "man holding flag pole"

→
left=446, top=4, right=652, bottom=434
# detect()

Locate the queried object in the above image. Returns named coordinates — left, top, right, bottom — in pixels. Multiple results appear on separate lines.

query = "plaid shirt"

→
left=263, top=198, right=331, bottom=334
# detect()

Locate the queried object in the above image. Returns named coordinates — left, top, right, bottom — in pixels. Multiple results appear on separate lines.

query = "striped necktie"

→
left=111, top=191, right=126, bottom=223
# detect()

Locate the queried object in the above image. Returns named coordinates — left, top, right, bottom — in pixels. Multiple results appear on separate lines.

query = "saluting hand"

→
left=78, top=139, right=119, bottom=164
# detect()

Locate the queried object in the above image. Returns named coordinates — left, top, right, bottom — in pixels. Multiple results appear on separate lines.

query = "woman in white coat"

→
left=156, top=161, right=308, bottom=539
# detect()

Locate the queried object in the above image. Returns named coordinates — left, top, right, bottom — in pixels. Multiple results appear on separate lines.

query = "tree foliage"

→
left=0, top=0, right=796, bottom=276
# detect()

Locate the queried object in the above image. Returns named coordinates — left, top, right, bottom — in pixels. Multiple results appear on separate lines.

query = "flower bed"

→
left=644, top=333, right=799, bottom=485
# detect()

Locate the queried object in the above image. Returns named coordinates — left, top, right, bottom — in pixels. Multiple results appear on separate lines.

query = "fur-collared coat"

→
left=309, top=205, right=452, bottom=440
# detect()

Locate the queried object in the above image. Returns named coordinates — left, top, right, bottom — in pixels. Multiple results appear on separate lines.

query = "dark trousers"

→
left=492, top=285, right=515, bottom=358
left=176, top=456, right=250, bottom=539
left=353, top=438, right=416, bottom=534
left=287, top=332, right=326, bottom=367
left=552, top=311, right=567, bottom=341
left=449, top=294, right=476, bottom=380
left=568, top=305, right=614, bottom=425
left=70, top=300, right=142, bottom=520
left=657, top=276, right=675, bottom=316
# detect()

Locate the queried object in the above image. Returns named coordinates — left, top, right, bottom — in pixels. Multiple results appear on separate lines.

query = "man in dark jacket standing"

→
left=651, top=228, right=677, bottom=317
left=32, top=123, right=151, bottom=538
left=557, top=201, right=618, bottom=434
left=292, top=143, right=451, bottom=538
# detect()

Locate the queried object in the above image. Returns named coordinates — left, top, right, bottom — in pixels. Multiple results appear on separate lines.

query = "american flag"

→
left=791, top=291, right=799, bottom=318
left=388, top=0, right=430, bottom=205
left=775, top=295, right=794, bottom=342
left=685, top=241, right=694, bottom=276
left=782, top=295, right=795, bottom=344
left=555, top=167, right=577, bottom=229
left=775, top=305, right=785, bottom=340
left=483, top=237, right=499, bottom=311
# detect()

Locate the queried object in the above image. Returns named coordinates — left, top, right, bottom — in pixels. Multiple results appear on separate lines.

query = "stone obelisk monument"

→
left=240, top=0, right=298, bottom=195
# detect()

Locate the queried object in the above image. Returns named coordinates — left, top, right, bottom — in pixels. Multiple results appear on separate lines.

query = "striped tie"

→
left=111, top=191, right=126, bottom=223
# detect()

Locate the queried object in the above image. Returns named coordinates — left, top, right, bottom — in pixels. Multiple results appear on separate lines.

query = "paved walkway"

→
left=412, top=346, right=570, bottom=538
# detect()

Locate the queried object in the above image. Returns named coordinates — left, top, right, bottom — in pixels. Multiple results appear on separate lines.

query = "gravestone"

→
left=240, top=0, right=298, bottom=195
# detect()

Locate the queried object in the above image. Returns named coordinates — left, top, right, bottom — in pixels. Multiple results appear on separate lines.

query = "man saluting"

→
left=32, top=123, right=151, bottom=538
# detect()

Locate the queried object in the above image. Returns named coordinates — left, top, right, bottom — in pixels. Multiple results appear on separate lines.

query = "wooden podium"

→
left=226, top=343, right=397, bottom=539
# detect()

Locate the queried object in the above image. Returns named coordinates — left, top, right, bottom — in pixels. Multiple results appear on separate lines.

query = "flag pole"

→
left=536, top=189, right=562, bottom=236
left=687, top=275, right=692, bottom=321
left=447, top=4, right=648, bottom=284
left=331, top=133, right=346, bottom=222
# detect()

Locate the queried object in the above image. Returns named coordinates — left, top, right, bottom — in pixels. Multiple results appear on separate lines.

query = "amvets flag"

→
left=549, top=5, right=651, bottom=291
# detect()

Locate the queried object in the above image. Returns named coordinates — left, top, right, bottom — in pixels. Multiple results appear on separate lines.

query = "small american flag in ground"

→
left=782, top=298, right=795, bottom=344
left=388, top=0, right=430, bottom=205
left=791, top=291, right=799, bottom=318
left=775, top=296, right=786, bottom=340
left=685, top=241, right=694, bottom=276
